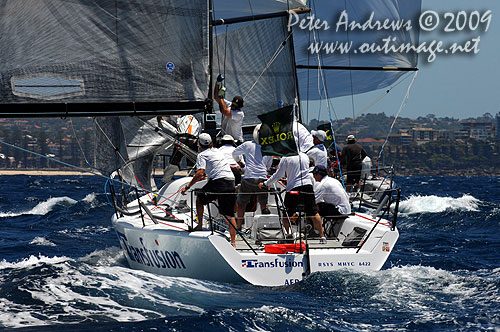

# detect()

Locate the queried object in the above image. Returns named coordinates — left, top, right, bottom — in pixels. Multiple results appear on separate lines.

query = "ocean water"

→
left=0, top=175, right=498, bottom=331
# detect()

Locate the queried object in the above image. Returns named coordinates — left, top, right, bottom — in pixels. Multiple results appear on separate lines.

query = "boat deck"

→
left=233, top=234, right=352, bottom=252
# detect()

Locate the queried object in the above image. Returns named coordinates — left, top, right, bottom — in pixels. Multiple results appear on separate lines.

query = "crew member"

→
left=341, top=134, right=368, bottom=191
left=218, top=134, right=243, bottom=185
left=181, top=133, right=237, bottom=247
left=258, top=151, right=326, bottom=244
left=307, top=130, right=328, bottom=168
left=292, top=120, right=314, bottom=153
left=312, top=165, right=351, bottom=217
left=214, top=75, right=245, bottom=143
left=233, top=124, right=273, bottom=230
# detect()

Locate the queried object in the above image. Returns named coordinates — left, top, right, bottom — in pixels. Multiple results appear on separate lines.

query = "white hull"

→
left=111, top=178, right=399, bottom=286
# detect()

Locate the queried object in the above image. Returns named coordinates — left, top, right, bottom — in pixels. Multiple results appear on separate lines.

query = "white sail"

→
left=294, top=0, right=421, bottom=98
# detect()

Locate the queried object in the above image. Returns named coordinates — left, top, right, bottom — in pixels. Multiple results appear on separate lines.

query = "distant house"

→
left=460, top=120, right=494, bottom=140
left=411, top=127, right=438, bottom=145
left=389, top=132, right=412, bottom=146
left=357, top=138, right=385, bottom=147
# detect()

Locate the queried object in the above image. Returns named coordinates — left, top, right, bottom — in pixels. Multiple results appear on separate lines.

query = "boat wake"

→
left=0, top=251, right=497, bottom=331
left=0, top=249, right=234, bottom=329
left=398, top=194, right=481, bottom=214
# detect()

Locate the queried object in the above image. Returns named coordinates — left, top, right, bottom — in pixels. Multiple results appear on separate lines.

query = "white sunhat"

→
left=311, top=130, right=327, bottom=142
left=346, top=134, right=356, bottom=143
left=221, top=134, right=235, bottom=142
left=198, top=133, right=212, bottom=146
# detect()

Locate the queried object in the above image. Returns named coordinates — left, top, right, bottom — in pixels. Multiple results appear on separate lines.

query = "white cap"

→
left=346, top=134, right=356, bottom=143
left=253, top=124, right=262, bottom=144
left=221, top=134, right=234, bottom=142
left=198, top=133, right=212, bottom=146
left=311, top=130, right=327, bottom=142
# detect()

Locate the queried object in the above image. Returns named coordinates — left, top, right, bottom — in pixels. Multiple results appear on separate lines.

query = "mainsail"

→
left=0, top=0, right=210, bottom=116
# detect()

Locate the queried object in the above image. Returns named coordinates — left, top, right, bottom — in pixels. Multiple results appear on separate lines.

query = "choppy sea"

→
left=0, top=175, right=498, bottom=331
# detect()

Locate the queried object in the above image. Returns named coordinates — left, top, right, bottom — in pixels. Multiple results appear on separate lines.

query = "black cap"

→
left=312, top=165, right=328, bottom=176
left=231, top=96, right=244, bottom=109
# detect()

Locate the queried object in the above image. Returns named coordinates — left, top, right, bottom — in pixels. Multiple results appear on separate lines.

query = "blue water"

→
left=0, top=175, right=498, bottom=331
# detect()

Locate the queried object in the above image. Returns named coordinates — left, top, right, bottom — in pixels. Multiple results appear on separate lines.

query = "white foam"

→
left=0, top=250, right=210, bottom=328
left=82, top=192, right=97, bottom=203
left=0, top=254, right=70, bottom=270
left=0, top=196, right=78, bottom=218
left=29, top=236, right=56, bottom=247
left=398, top=194, right=480, bottom=214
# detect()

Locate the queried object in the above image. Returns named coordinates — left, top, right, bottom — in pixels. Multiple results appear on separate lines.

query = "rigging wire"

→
left=335, top=72, right=415, bottom=132
left=244, top=30, right=293, bottom=100
left=69, top=118, right=102, bottom=173
left=376, top=71, right=419, bottom=172
left=309, top=16, right=346, bottom=189
left=344, top=0, right=356, bottom=128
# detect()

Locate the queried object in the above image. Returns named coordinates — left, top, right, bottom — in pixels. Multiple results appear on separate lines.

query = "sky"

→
left=302, top=0, right=500, bottom=122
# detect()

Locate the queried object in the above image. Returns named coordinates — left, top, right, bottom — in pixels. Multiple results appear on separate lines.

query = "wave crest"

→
left=0, top=196, right=78, bottom=218
left=398, top=194, right=480, bottom=214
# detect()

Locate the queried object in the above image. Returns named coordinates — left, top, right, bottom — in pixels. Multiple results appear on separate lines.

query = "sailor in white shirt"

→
left=307, top=130, right=328, bottom=168
left=214, top=78, right=245, bottom=143
left=181, top=133, right=238, bottom=247
left=292, top=121, right=314, bottom=153
left=312, top=165, right=351, bottom=217
left=232, top=125, right=273, bottom=229
left=218, top=134, right=243, bottom=185
left=258, top=152, right=326, bottom=243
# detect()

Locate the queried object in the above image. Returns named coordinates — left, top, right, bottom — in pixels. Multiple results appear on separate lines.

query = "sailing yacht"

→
left=0, top=0, right=420, bottom=286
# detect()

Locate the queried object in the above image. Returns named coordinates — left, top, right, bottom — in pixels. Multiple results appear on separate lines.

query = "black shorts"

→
left=346, top=169, right=361, bottom=185
left=317, top=202, right=342, bottom=218
left=284, top=185, right=317, bottom=216
left=198, top=178, right=236, bottom=216
left=237, top=178, right=268, bottom=207
left=230, top=165, right=242, bottom=185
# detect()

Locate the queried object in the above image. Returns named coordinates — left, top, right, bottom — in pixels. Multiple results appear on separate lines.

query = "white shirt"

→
left=218, top=144, right=241, bottom=165
left=233, top=141, right=272, bottom=179
left=220, top=99, right=244, bottom=142
left=306, top=144, right=328, bottom=168
left=264, top=152, right=312, bottom=191
left=196, top=147, right=234, bottom=181
left=314, top=176, right=351, bottom=214
left=292, top=121, right=314, bottom=153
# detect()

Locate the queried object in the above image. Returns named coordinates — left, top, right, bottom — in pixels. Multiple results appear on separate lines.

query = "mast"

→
left=204, top=0, right=217, bottom=138
left=288, top=28, right=302, bottom=123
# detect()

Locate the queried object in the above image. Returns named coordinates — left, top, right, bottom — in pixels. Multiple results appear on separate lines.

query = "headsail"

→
left=94, top=117, right=171, bottom=191
left=213, top=16, right=298, bottom=125
left=0, top=0, right=210, bottom=116
left=294, top=0, right=421, bottom=99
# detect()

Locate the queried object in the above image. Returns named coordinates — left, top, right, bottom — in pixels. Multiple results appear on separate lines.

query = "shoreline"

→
left=0, top=169, right=96, bottom=176
left=0, top=168, right=498, bottom=177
